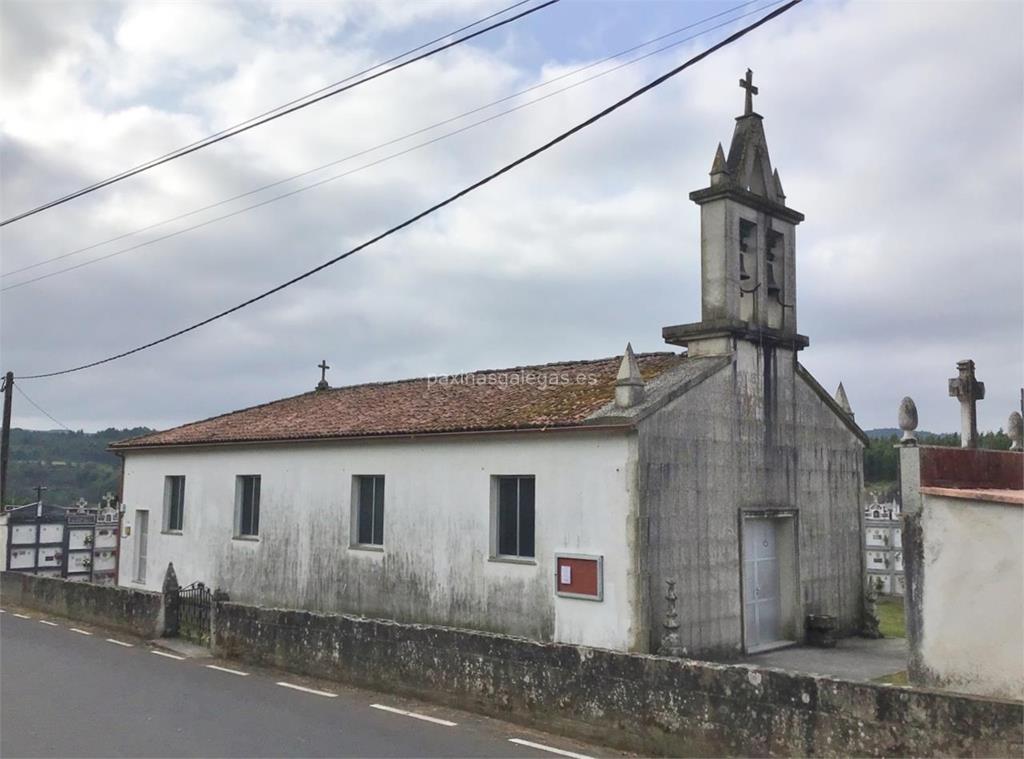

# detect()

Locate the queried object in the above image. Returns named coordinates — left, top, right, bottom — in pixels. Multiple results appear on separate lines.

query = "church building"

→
left=112, top=72, right=867, bottom=657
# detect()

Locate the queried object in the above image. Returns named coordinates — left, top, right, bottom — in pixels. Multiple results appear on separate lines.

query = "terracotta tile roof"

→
left=112, top=353, right=684, bottom=449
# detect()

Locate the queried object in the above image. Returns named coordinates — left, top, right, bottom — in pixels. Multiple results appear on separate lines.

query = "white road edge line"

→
left=13, top=613, right=31, bottom=619
left=508, top=738, right=594, bottom=759
left=369, top=703, right=457, bottom=727
left=39, top=620, right=59, bottom=626
left=106, top=638, right=134, bottom=647
left=206, top=664, right=249, bottom=676
left=69, top=627, right=93, bottom=635
left=276, top=682, right=338, bottom=698
left=150, top=650, right=185, bottom=660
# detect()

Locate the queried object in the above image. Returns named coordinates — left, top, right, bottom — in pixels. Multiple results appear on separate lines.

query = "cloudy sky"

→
left=1, top=0, right=1021, bottom=435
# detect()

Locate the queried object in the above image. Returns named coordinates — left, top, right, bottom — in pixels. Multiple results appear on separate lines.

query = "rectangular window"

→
left=235, top=475, right=261, bottom=537
left=163, top=476, right=185, bottom=532
left=494, top=475, right=535, bottom=559
left=353, top=475, right=385, bottom=546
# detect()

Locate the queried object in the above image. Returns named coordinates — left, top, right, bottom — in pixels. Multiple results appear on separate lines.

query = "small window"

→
left=353, top=475, right=385, bottom=546
left=235, top=475, right=261, bottom=537
left=494, top=475, right=535, bottom=559
left=163, top=476, right=185, bottom=532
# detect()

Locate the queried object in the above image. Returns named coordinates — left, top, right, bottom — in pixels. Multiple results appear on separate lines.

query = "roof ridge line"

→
left=325, top=351, right=679, bottom=392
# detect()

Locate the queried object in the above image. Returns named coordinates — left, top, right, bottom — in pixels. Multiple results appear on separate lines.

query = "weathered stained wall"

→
left=0, top=570, right=163, bottom=638
left=639, top=343, right=863, bottom=656
left=904, top=494, right=1024, bottom=700
left=118, top=430, right=641, bottom=650
left=215, top=601, right=1023, bottom=758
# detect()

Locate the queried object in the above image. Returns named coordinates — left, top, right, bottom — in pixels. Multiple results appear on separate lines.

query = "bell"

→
left=766, top=261, right=779, bottom=291
left=739, top=254, right=751, bottom=282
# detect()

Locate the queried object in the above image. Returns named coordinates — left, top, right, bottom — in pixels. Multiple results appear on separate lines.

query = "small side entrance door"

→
left=135, top=511, right=149, bottom=583
left=743, top=517, right=782, bottom=650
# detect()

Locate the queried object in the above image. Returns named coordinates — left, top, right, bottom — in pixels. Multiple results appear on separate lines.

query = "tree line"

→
left=864, top=429, right=1012, bottom=484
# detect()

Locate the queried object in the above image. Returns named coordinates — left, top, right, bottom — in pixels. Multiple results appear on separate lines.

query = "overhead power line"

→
left=50, top=0, right=536, bottom=191
left=13, top=384, right=74, bottom=431
left=0, top=0, right=559, bottom=228
left=16, top=0, right=804, bottom=380
left=1, top=0, right=782, bottom=292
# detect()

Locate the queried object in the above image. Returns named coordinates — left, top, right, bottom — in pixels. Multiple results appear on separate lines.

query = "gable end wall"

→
left=638, top=347, right=863, bottom=657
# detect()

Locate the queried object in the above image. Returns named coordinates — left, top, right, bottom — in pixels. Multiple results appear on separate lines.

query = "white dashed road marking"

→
left=0, top=608, right=7, bottom=613
left=206, top=664, right=249, bottom=676
left=150, top=650, right=185, bottom=660
left=370, top=703, right=457, bottom=727
left=106, top=638, right=134, bottom=647
left=508, top=738, right=594, bottom=759
left=13, top=613, right=30, bottom=619
left=276, top=682, right=337, bottom=698
left=69, top=628, right=93, bottom=636
left=39, top=620, right=59, bottom=626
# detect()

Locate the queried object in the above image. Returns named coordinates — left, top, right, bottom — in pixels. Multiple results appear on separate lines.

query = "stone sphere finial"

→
left=898, top=397, right=918, bottom=445
left=1009, top=411, right=1023, bottom=451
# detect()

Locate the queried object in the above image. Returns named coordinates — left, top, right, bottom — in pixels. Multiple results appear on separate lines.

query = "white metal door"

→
left=743, top=518, right=782, bottom=649
left=135, top=511, right=149, bottom=582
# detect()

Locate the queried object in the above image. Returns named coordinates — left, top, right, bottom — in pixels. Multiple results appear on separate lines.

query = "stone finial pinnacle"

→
left=615, top=343, right=645, bottom=409
left=1009, top=411, right=1023, bottom=451
left=835, top=382, right=853, bottom=418
left=658, top=579, right=684, bottom=657
left=710, top=143, right=728, bottom=187
left=711, top=143, right=727, bottom=174
left=898, top=396, right=919, bottom=445
left=773, top=168, right=785, bottom=200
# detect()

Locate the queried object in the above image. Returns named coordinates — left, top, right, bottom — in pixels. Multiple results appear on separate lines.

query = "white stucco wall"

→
left=918, top=495, right=1024, bottom=700
left=117, top=430, right=642, bottom=651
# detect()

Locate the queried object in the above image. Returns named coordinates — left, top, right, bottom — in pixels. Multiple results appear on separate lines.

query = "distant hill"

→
left=865, top=428, right=945, bottom=440
left=5, top=427, right=154, bottom=508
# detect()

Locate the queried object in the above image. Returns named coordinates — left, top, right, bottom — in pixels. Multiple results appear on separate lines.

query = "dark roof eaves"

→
left=110, top=420, right=637, bottom=452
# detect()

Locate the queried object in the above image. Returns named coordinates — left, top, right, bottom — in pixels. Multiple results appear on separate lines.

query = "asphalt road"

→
left=0, top=607, right=613, bottom=759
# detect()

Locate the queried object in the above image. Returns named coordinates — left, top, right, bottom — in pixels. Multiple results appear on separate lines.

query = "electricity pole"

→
left=0, top=371, right=12, bottom=509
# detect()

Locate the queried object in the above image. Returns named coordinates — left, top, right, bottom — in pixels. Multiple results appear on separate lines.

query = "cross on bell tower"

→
left=316, top=360, right=330, bottom=391
left=948, top=359, right=985, bottom=448
left=663, top=70, right=806, bottom=357
left=739, top=68, right=758, bottom=115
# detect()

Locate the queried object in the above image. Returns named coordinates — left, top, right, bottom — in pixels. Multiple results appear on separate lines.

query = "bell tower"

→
left=664, top=70, right=808, bottom=356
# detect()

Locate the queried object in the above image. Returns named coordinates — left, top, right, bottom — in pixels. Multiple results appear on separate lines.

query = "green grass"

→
left=877, top=596, right=906, bottom=638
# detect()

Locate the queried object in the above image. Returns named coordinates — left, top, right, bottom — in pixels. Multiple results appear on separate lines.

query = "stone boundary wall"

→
left=1, top=571, right=163, bottom=639
left=215, top=603, right=1022, bottom=758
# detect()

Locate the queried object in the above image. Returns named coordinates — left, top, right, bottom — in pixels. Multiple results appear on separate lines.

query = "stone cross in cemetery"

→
left=101, top=492, right=117, bottom=509
left=316, top=360, right=331, bottom=391
left=739, top=68, right=759, bottom=115
left=948, top=359, right=985, bottom=448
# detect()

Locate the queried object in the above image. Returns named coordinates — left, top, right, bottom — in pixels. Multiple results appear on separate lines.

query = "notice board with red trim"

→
left=555, top=554, right=603, bottom=601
